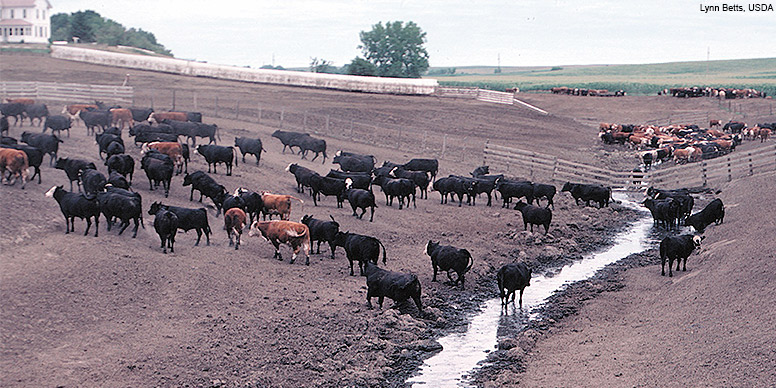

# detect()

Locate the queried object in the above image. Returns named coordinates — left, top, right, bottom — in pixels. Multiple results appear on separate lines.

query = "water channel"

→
left=407, top=191, right=660, bottom=387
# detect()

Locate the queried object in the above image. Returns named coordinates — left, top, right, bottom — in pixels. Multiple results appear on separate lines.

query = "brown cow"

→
left=6, top=98, right=34, bottom=105
left=224, top=207, right=247, bottom=250
left=148, top=111, right=187, bottom=123
left=709, top=119, right=722, bottom=128
left=249, top=220, right=311, bottom=265
left=0, top=148, right=30, bottom=189
left=110, top=108, right=133, bottom=130
left=756, top=127, right=771, bottom=142
left=261, top=192, right=304, bottom=221
left=142, top=141, right=184, bottom=174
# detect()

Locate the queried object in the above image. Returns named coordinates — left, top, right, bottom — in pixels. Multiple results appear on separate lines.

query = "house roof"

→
left=0, top=18, right=32, bottom=26
left=0, top=0, right=51, bottom=8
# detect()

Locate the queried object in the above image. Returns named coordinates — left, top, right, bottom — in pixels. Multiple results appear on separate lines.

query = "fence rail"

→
left=437, top=87, right=515, bottom=105
left=0, top=81, right=133, bottom=104
left=484, top=142, right=776, bottom=190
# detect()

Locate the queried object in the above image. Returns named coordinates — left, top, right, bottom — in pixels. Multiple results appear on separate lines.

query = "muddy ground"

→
left=1, top=53, right=775, bottom=387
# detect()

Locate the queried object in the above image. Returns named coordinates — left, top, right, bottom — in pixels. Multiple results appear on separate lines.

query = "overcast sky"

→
left=53, top=0, right=775, bottom=69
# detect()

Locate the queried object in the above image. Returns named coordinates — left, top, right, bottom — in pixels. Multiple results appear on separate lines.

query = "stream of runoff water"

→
left=407, top=191, right=658, bottom=387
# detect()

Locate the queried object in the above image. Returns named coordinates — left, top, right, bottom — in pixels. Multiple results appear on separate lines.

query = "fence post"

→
left=326, top=115, right=330, bottom=134
left=172, top=90, right=176, bottom=111
left=461, top=137, right=467, bottom=163
left=748, top=152, right=754, bottom=176
left=257, top=104, right=261, bottom=124
left=215, top=96, right=219, bottom=118
left=194, top=92, right=198, bottom=111
left=397, top=127, right=402, bottom=149
left=349, top=120, right=354, bottom=139
left=726, top=156, right=732, bottom=182
left=441, top=135, right=447, bottom=159
left=701, top=161, right=708, bottom=187
left=280, top=109, right=284, bottom=128
left=483, top=139, right=489, bottom=166
left=422, top=131, right=427, bottom=151
left=303, top=111, right=307, bottom=131
left=151, top=96, right=154, bottom=110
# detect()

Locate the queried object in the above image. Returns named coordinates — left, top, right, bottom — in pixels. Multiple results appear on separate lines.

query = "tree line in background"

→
left=309, top=21, right=430, bottom=79
left=50, top=10, right=172, bottom=56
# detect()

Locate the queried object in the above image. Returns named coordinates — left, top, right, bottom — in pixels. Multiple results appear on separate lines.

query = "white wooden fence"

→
left=483, top=142, right=776, bottom=190
left=0, top=81, right=133, bottom=105
left=437, top=87, right=515, bottom=105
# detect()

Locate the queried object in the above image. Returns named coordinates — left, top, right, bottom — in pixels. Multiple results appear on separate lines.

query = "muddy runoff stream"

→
left=406, top=191, right=660, bottom=387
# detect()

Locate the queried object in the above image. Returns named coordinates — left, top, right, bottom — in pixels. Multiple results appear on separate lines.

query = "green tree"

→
left=358, top=21, right=429, bottom=78
left=346, top=57, right=377, bottom=76
left=70, top=10, right=101, bottom=42
left=310, top=57, right=333, bottom=73
left=50, top=13, right=71, bottom=41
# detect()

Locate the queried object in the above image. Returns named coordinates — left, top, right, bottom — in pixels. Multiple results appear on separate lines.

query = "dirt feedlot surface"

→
left=2, top=54, right=776, bottom=387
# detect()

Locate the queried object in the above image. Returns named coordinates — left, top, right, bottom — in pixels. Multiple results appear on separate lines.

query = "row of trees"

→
left=50, top=10, right=171, bottom=56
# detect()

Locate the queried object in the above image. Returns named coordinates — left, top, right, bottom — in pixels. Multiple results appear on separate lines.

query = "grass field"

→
left=427, top=57, right=776, bottom=95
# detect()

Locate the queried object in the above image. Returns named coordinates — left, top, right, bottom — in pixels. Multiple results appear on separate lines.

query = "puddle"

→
left=407, top=191, right=659, bottom=387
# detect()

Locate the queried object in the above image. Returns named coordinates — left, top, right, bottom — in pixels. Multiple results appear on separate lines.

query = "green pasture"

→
left=426, top=57, right=776, bottom=95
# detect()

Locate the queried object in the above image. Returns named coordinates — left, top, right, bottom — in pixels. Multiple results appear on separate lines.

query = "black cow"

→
left=364, top=261, right=422, bottom=313
left=497, top=262, right=532, bottom=307
left=107, top=171, right=130, bottom=190
left=21, top=131, right=62, bottom=165
left=2, top=144, right=43, bottom=184
left=300, top=215, right=340, bottom=259
left=344, top=180, right=377, bottom=222
left=497, top=180, right=534, bottom=208
left=188, top=122, right=219, bottom=146
left=196, top=144, right=236, bottom=175
left=151, top=208, right=179, bottom=254
left=333, top=231, right=387, bottom=276
left=45, top=185, right=100, bottom=237
left=327, top=170, right=371, bottom=190
left=685, top=198, right=725, bottom=233
left=141, top=152, right=174, bottom=197
left=425, top=241, right=474, bottom=289
left=271, top=130, right=306, bottom=153
left=660, top=234, right=704, bottom=277
left=105, top=154, right=134, bottom=185
left=561, top=182, right=611, bottom=208
left=723, top=121, right=746, bottom=134
left=234, top=137, right=264, bottom=165
left=514, top=201, right=552, bottom=234
left=0, top=102, right=25, bottom=126
left=182, top=171, right=227, bottom=215
left=24, top=103, right=49, bottom=127
left=54, top=157, right=96, bottom=192
left=0, top=135, right=16, bottom=145
left=432, top=176, right=466, bottom=206
left=129, top=107, right=154, bottom=122
left=471, top=165, right=490, bottom=177
left=647, top=187, right=694, bottom=223
left=161, top=119, right=199, bottom=142
left=0, top=116, right=8, bottom=136
left=286, top=163, right=316, bottom=193
left=234, top=188, right=264, bottom=224
left=469, top=175, right=502, bottom=206
left=95, top=133, right=124, bottom=160
left=80, top=168, right=107, bottom=197
left=96, top=190, right=143, bottom=238
left=132, top=130, right=178, bottom=146
left=290, top=134, right=327, bottom=163
left=390, top=167, right=430, bottom=199
left=403, top=158, right=438, bottom=182
left=221, top=194, right=246, bottom=213
left=79, top=110, right=111, bottom=135
left=149, top=201, right=212, bottom=246
left=373, top=175, right=416, bottom=209
left=643, top=198, right=680, bottom=229
left=309, top=174, right=346, bottom=207
left=333, top=153, right=374, bottom=173
left=531, top=183, right=556, bottom=209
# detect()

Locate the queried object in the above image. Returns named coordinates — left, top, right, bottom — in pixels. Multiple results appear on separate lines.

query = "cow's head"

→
left=561, top=182, right=572, bottom=192
left=692, top=235, right=705, bottom=249
left=249, top=221, right=268, bottom=240
left=425, top=240, right=439, bottom=256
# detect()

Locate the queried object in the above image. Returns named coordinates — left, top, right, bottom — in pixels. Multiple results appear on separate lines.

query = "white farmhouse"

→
left=0, top=0, right=51, bottom=43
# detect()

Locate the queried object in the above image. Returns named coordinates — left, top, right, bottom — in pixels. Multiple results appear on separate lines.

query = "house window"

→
left=10, top=9, right=14, bottom=18
left=37, top=9, right=39, bottom=19
left=23, top=9, right=27, bottom=18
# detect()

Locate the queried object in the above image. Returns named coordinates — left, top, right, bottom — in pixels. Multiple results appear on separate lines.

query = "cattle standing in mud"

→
left=249, top=220, right=311, bottom=265
left=685, top=198, right=725, bottom=233
left=151, top=208, right=178, bottom=254
left=561, top=182, right=612, bottom=208
left=364, top=261, right=423, bottom=313
left=497, top=262, right=532, bottom=307
left=333, top=231, right=387, bottom=276
left=425, top=241, right=474, bottom=289
left=514, top=201, right=552, bottom=234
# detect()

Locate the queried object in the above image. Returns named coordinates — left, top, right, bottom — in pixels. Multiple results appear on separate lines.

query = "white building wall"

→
left=0, top=0, right=50, bottom=43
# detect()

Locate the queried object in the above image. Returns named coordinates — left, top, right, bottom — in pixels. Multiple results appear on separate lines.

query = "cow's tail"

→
left=232, top=146, right=237, bottom=167
left=289, top=196, right=304, bottom=213
left=377, top=238, right=387, bottom=265
left=216, top=125, right=221, bottom=141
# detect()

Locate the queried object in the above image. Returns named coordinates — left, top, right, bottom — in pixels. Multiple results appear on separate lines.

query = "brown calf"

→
left=0, top=148, right=29, bottom=189
left=249, top=220, right=311, bottom=265
left=261, top=193, right=304, bottom=221
left=142, top=141, right=184, bottom=174
left=110, top=108, right=133, bottom=130
left=148, top=111, right=187, bottom=123
left=224, top=208, right=247, bottom=250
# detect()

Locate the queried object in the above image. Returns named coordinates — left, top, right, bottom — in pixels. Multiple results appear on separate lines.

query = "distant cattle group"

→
left=660, top=86, right=767, bottom=99
left=550, top=86, right=626, bottom=97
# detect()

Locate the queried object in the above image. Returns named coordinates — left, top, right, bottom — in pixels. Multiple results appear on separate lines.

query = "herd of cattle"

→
left=550, top=87, right=626, bottom=97
left=599, top=119, right=773, bottom=169
left=659, top=87, right=768, bottom=99
left=1, top=96, right=728, bottom=314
